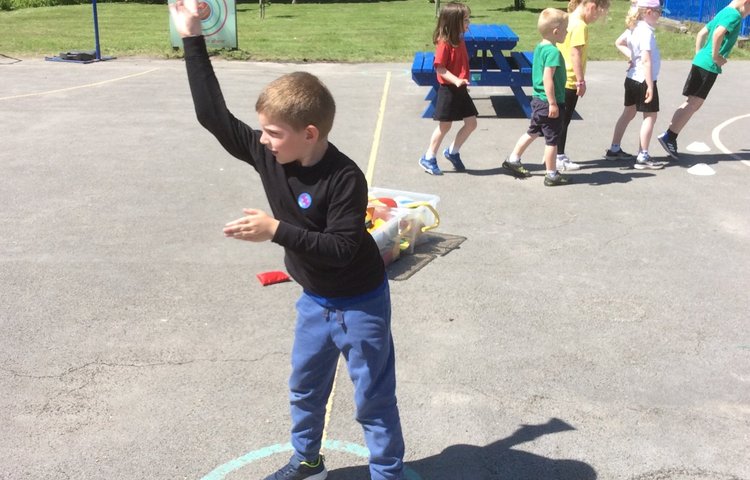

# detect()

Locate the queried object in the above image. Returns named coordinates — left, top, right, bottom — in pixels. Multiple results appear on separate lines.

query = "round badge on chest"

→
left=297, top=192, right=312, bottom=209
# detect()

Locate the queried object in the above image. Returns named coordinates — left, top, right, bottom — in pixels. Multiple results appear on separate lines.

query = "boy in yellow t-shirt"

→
left=556, top=0, right=610, bottom=170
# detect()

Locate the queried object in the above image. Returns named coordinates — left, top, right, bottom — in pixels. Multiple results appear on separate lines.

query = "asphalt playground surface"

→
left=1, top=54, right=749, bottom=480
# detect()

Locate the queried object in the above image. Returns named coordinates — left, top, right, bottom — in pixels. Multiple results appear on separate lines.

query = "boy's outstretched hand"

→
left=168, top=0, right=203, bottom=38
left=224, top=209, right=280, bottom=243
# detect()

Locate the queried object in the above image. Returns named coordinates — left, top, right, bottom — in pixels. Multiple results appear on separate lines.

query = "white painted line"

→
left=711, top=113, right=750, bottom=167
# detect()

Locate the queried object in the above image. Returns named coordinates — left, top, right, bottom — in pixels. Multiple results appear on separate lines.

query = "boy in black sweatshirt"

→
left=169, top=1, right=406, bottom=479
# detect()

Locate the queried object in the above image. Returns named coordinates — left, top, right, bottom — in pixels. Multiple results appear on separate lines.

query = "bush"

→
left=2, top=0, right=387, bottom=11
left=4, top=0, right=165, bottom=10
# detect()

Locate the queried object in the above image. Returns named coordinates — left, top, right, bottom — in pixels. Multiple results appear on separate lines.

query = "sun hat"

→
left=636, top=0, right=669, bottom=13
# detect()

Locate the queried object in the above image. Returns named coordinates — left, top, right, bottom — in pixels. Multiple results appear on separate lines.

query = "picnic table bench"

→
left=411, top=24, right=534, bottom=118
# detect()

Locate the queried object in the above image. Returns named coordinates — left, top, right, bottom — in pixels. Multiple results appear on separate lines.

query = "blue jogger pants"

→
left=289, top=283, right=405, bottom=480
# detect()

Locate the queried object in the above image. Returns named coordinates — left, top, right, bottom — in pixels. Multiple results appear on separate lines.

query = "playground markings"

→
left=711, top=113, right=750, bottom=168
left=365, top=71, right=392, bottom=185
left=0, top=68, right=159, bottom=101
left=318, top=71, right=393, bottom=446
left=199, top=440, right=422, bottom=479
left=321, top=358, right=341, bottom=445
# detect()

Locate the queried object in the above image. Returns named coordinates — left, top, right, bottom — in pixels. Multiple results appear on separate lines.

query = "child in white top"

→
left=606, top=0, right=665, bottom=169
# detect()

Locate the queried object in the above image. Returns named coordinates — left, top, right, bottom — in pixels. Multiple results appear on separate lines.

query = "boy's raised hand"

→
left=168, top=0, right=203, bottom=38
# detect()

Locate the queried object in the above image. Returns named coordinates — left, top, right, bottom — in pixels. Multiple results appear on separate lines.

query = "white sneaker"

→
left=634, top=153, right=665, bottom=170
left=556, top=155, right=581, bottom=171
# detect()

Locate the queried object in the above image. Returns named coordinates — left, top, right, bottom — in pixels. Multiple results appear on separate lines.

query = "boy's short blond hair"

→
left=255, top=71, right=336, bottom=138
left=538, top=7, right=568, bottom=37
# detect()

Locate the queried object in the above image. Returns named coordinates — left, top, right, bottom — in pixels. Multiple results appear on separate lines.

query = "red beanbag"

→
left=256, top=271, right=291, bottom=286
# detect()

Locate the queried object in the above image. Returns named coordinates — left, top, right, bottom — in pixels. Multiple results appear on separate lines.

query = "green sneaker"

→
left=502, top=159, right=531, bottom=178
left=264, top=455, right=327, bottom=480
left=544, top=171, right=570, bottom=186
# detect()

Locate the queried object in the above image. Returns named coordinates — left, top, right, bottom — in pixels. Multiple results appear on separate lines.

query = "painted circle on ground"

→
left=711, top=112, right=750, bottom=168
left=200, top=439, right=422, bottom=480
left=199, top=0, right=229, bottom=37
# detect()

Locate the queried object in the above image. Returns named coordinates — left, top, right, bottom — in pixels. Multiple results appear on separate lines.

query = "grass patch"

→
left=1, top=0, right=748, bottom=61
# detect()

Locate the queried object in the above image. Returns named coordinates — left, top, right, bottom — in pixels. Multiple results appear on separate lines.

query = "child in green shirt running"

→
left=503, top=8, right=571, bottom=186
left=658, top=0, right=750, bottom=160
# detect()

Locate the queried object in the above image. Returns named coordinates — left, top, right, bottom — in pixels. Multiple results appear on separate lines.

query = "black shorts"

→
left=433, top=84, right=478, bottom=122
left=682, top=64, right=718, bottom=100
left=623, top=77, right=660, bottom=112
left=527, top=97, right=565, bottom=146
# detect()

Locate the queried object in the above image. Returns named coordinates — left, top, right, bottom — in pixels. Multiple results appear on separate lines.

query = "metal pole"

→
left=92, top=0, right=102, bottom=60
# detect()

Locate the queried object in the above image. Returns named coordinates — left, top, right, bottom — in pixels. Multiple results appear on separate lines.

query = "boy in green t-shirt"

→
left=503, top=8, right=571, bottom=186
left=658, top=0, right=750, bottom=160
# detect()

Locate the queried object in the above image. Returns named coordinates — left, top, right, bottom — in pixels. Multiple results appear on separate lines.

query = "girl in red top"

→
left=419, top=1, right=478, bottom=175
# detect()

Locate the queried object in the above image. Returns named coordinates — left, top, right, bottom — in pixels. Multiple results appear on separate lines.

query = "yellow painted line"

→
left=320, top=358, right=341, bottom=445
left=0, top=68, right=160, bottom=101
left=322, top=71, right=391, bottom=445
left=711, top=112, right=750, bottom=167
left=365, top=71, right=392, bottom=185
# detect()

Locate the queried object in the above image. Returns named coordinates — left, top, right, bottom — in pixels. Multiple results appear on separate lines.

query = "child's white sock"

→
left=509, top=154, right=521, bottom=163
left=610, top=144, right=621, bottom=152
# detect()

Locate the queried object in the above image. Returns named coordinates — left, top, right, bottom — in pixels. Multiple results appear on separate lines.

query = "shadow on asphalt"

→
left=667, top=151, right=750, bottom=165
left=475, top=96, right=585, bottom=120
left=328, top=418, right=597, bottom=480
left=460, top=150, right=750, bottom=185
left=388, top=232, right=466, bottom=282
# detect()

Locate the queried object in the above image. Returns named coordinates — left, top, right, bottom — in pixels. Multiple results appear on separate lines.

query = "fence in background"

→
left=663, top=0, right=750, bottom=36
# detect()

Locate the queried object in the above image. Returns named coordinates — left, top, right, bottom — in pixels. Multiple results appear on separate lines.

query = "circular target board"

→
left=197, top=0, right=228, bottom=37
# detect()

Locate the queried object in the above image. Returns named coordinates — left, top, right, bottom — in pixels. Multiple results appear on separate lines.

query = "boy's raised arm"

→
left=170, top=0, right=263, bottom=165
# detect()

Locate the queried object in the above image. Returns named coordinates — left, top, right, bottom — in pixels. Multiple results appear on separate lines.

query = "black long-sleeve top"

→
left=183, top=36, right=385, bottom=298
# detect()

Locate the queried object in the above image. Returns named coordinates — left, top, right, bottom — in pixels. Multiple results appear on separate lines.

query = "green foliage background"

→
left=1, top=0, right=747, bottom=61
